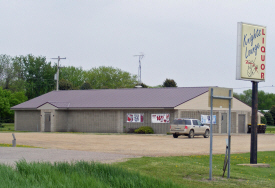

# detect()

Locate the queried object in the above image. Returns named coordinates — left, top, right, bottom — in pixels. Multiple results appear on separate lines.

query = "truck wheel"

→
left=188, top=130, right=194, bottom=138
left=173, top=134, right=178, bottom=138
left=204, top=130, right=209, bottom=138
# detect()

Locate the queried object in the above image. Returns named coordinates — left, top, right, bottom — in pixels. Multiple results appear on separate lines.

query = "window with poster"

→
left=127, top=113, right=144, bottom=123
left=151, top=114, right=170, bottom=123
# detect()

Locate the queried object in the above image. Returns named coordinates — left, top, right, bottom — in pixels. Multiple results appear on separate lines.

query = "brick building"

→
left=11, top=87, right=260, bottom=134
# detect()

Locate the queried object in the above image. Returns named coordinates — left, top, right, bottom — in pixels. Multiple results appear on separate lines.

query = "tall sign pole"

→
left=251, top=81, right=258, bottom=163
left=51, top=56, right=66, bottom=91
left=236, top=22, right=266, bottom=164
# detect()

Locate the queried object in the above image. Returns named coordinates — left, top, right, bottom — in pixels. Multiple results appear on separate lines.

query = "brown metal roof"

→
left=11, top=87, right=209, bottom=109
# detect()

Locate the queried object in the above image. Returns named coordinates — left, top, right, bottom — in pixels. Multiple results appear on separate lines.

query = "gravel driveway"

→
left=0, top=133, right=275, bottom=165
left=0, top=147, right=137, bottom=166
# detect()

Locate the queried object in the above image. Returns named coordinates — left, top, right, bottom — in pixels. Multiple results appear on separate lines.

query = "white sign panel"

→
left=201, top=115, right=216, bottom=124
left=127, top=114, right=144, bottom=123
left=236, top=22, right=266, bottom=81
left=151, top=114, right=170, bottom=123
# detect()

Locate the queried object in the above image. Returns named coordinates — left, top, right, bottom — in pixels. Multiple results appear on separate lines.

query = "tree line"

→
left=2, top=53, right=275, bottom=125
left=0, top=54, right=177, bottom=122
left=234, top=90, right=275, bottom=126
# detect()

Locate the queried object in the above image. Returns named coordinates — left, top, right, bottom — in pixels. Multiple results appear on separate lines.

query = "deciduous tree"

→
left=85, top=66, right=138, bottom=89
left=59, top=66, right=85, bottom=89
left=80, top=82, right=92, bottom=90
left=0, top=87, right=27, bottom=122
left=234, top=90, right=275, bottom=110
left=13, top=54, right=56, bottom=99
left=59, top=79, right=73, bottom=90
left=162, top=79, right=177, bottom=87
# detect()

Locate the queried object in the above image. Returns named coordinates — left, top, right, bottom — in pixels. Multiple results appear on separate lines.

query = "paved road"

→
left=0, top=147, right=138, bottom=166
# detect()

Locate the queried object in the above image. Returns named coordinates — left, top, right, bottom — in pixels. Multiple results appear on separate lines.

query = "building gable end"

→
left=37, top=102, right=58, bottom=110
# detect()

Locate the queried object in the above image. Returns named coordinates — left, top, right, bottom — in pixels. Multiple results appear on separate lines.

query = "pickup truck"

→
left=170, top=118, right=210, bottom=138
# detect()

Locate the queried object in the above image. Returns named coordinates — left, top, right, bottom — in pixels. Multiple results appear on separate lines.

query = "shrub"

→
left=134, top=126, right=154, bottom=134
left=264, top=112, right=274, bottom=125
left=261, top=116, right=267, bottom=124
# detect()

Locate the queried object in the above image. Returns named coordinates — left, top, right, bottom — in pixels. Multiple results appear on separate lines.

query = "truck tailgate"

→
left=170, top=124, right=185, bottom=131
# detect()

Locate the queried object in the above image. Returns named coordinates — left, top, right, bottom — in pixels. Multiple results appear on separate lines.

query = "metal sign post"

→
left=227, top=90, right=232, bottom=178
left=209, top=88, right=213, bottom=180
left=250, top=81, right=258, bottom=164
left=209, top=87, right=233, bottom=180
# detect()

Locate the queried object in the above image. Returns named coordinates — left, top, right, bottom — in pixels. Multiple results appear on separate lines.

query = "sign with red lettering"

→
left=127, top=114, right=144, bottom=123
left=151, top=114, right=170, bottom=123
left=236, top=22, right=266, bottom=81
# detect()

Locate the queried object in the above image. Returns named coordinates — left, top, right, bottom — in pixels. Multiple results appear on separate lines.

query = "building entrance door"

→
left=44, top=113, right=51, bottom=132
left=221, top=113, right=227, bottom=133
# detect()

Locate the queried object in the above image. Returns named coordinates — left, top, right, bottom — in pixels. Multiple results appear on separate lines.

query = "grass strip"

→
left=0, top=160, right=180, bottom=188
left=265, top=126, right=275, bottom=134
left=0, top=123, right=14, bottom=131
left=0, top=143, right=38, bottom=148
left=115, top=151, right=275, bottom=188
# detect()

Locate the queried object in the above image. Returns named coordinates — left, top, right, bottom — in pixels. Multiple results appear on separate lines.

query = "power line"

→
left=233, top=85, right=274, bottom=89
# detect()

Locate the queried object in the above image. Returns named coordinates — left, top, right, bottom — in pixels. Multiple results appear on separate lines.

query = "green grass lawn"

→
left=0, top=160, right=179, bottom=188
left=0, top=152, right=274, bottom=187
left=115, top=151, right=275, bottom=188
left=0, top=143, right=38, bottom=148
left=0, top=123, right=14, bottom=131
left=266, top=125, right=275, bottom=134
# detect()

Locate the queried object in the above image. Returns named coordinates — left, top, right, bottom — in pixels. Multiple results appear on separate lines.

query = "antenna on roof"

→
left=134, top=53, right=144, bottom=87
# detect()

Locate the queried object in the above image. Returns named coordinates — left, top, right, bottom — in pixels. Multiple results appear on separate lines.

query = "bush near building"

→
left=134, top=126, right=154, bottom=134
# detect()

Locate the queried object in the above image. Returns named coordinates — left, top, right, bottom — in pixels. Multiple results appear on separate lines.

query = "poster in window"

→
left=151, top=114, right=170, bottom=123
left=201, top=115, right=216, bottom=124
left=127, top=114, right=144, bottom=123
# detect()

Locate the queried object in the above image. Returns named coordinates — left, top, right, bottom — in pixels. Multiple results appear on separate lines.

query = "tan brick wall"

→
left=55, top=110, right=68, bottom=132
left=15, top=110, right=40, bottom=131
left=14, top=108, right=251, bottom=134
left=66, top=110, right=118, bottom=133
left=123, top=109, right=174, bottom=134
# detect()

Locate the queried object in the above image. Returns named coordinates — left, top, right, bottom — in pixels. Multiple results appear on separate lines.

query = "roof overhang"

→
left=12, top=107, right=174, bottom=111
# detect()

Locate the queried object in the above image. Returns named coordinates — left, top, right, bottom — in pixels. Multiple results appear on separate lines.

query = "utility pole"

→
left=51, top=56, right=66, bottom=91
left=134, top=54, right=144, bottom=86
